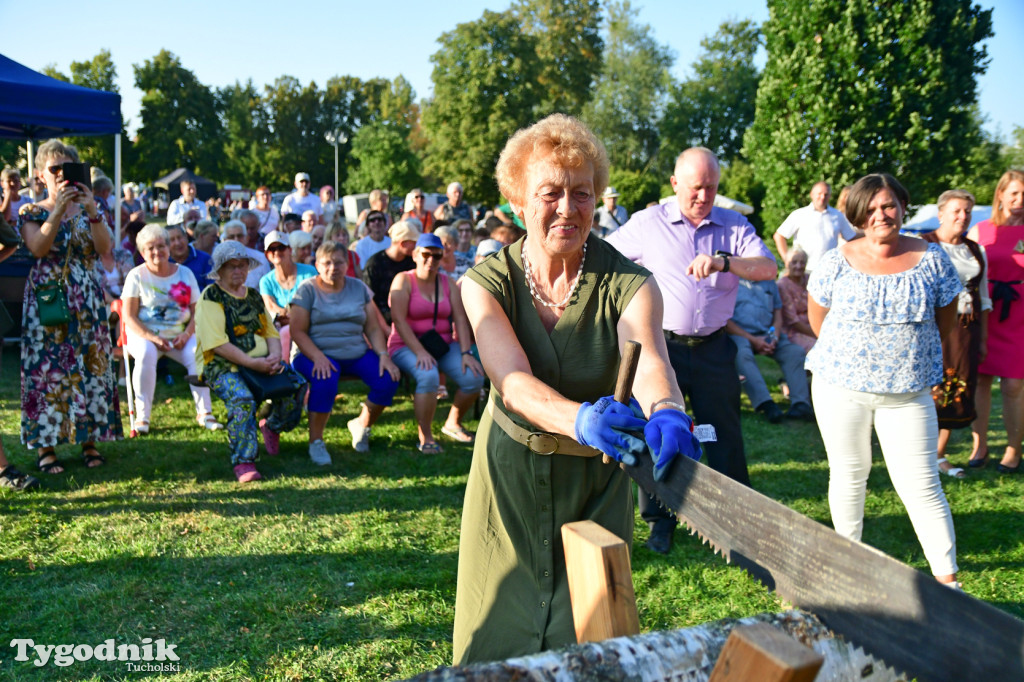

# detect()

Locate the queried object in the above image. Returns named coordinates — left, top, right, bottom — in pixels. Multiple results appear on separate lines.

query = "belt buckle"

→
left=527, top=432, right=559, bottom=455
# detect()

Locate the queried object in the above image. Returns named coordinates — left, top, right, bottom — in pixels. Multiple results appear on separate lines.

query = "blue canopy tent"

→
left=0, top=53, right=123, bottom=337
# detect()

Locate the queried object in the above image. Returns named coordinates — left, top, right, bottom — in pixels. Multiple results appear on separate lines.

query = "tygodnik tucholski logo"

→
left=9, top=638, right=181, bottom=672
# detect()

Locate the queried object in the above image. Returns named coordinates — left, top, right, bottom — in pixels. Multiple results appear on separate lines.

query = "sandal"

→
left=442, top=425, right=474, bottom=443
left=135, top=420, right=150, bottom=435
left=81, top=446, right=106, bottom=469
left=0, top=465, right=41, bottom=491
left=36, top=449, right=64, bottom=474
left=417, top=441, right=444, bottom=455
left=937, top=458, right=966, bottom=479
left=198, top=414, right=224, bottom=431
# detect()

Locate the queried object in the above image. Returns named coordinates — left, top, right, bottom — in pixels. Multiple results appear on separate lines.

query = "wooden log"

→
left=709, top=623, right=823, bottom=682
left=561, top=520, right=640, bottom=643
left=404, top=611, right=898, bottom=682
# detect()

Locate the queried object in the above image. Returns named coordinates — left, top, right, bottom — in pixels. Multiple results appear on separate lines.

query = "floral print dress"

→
left=18, top=205, right=123, bottom=449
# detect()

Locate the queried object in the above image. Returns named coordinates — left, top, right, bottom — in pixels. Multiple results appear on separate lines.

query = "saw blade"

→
left=627, top=452, right=1024, bottom=682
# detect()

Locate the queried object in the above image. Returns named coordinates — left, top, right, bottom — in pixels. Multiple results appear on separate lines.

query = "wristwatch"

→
left=715, top=250, right=731, bottom=273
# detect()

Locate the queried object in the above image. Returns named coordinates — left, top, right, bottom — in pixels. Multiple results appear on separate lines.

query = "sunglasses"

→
left=266, top=244, right=288, bottom=253
left=47, top=165, right=62, bottom=177
left=419, top=251, right=444, bottom=261
left=368, top=218, right=385, bottom=224
left=413, top=195, right=424, bottom=199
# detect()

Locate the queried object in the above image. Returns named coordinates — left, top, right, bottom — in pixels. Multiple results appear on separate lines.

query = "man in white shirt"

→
left=773, top=181, right=857, bottom=272
left=352, top=210, right=390, bottom=267
left=167, top=181, right=209, bottom=226
left=281, top=172, right=323, bottom=223
left=595, top=186, right=628, bottom=238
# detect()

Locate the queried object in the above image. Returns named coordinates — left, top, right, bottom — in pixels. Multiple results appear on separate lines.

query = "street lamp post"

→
left=324, top=129, right=347, bottom=205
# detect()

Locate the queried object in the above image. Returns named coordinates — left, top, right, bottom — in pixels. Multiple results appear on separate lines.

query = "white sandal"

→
left=937, top=457, right=966, bottom=479
left=198, top=414, right=224, bottom=431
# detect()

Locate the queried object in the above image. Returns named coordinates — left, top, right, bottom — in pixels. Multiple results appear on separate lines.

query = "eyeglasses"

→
left=298, top=180, right=310, bottom=184
left=368, top=218, right=385, bottom=224
left=413, top=195, right=424, bottom=200
left=419, top=251, right=444, bottom=261
left=458, top=227, right=472, bottom=233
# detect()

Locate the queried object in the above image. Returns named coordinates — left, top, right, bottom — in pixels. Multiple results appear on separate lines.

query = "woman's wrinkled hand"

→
left=379, top=354, right=401, bottom=381
left=462, top=353, right=483, bottom=377
left=414, top=348, right=437, bottom=371
left=74, top=182, right=98, bottom=217
left=171, top=332, right=191, bottom=350
left=312, top=353, right=338, bottom=380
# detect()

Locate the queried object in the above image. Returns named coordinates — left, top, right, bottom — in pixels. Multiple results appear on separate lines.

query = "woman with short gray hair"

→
left=121, top=224, right=221, bottom=434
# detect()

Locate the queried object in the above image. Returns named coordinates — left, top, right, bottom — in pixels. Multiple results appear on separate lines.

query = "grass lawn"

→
left=0, top=349, right=1021, bottom=681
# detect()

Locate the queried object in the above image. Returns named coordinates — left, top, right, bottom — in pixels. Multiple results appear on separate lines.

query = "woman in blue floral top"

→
left=18, top=140, right=123, bottom=473
left=807, top=173, right=963, bottom=589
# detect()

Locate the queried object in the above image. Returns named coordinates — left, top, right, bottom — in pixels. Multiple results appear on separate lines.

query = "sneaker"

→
left=347, top=418, right=371, bottom=453
left=259, top=418, right=279, bottom=456
left=785, top=402, right=815, bottom=421
left=309, top=439, right=332, bottom=466
left=0, top=465, right=41, bottom=492
left=233, top=463, right=262, bottom=483
left=198, top=414, right=225, bottom=431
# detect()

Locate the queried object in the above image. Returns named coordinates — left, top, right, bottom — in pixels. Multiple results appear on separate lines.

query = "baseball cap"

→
left=415, top=233, right=444, bottom=250
left=295, top=172, right=310, bottom=183
left=388, top=220, right=421, bottom=244
left=264, top=230, right=289, bottom=250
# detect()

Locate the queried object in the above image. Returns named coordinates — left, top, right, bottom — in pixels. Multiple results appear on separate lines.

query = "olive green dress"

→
left=453, top=235, right=649, bottom=664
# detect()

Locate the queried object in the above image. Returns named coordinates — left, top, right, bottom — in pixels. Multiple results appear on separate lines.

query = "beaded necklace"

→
left=521, top=238, right=587, bottom=308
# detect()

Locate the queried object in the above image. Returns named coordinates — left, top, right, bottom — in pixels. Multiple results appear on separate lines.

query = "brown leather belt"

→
left=485, top=397, right=601, bottom=458
left=663, top=326, right=725, bottom=347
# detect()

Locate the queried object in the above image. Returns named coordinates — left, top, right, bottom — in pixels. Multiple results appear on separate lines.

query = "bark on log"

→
left=403, top=610, right=902, bottom=682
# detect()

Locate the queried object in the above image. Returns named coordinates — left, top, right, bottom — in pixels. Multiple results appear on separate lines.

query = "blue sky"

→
left=2, top=0, right=1020, bottom=140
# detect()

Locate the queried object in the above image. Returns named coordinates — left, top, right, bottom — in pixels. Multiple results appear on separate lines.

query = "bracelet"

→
left=87, top=214, right=103, bottom=224
left=461, top=349, right=473, bottom=356
left=651, top=399, right=687, bottom=413
left=377, top=350, right=388, bottom=358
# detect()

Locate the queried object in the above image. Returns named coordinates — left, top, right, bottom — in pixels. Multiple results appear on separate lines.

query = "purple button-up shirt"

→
left=606, top=202, right=774, bottom=336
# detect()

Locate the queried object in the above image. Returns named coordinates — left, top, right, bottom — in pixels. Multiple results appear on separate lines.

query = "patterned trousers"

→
left=208, top=371, right=305, bottom=465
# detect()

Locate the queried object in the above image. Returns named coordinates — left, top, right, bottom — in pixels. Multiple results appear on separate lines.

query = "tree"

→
left=745, top=0, right=994, bottom=232
left=607, top=168, right=661, bottom=213
left=422, top=10, right=540, bottom=204
left=218, top=80, right=268, bottom=187
left=661, top=20, right=761, bottom=169
left=516, top=0, right=603, bottom=117
left=581, top=0, right=674, bottom=173
left=43, top=50, right=126, bottom=176
left=344, top=121, right=421, bottom=195
left=133, top=50, right=223, bottom=181
left=260, top=76, right=327, bottom=188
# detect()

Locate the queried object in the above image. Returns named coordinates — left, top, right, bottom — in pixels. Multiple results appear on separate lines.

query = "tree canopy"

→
left=745, top=0, right=994, bottom=231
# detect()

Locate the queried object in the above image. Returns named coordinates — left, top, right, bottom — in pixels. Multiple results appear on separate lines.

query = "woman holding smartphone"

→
left=17, top=140, right=123, bottom=474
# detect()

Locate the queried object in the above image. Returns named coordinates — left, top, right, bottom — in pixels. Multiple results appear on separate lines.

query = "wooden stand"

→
left=709, top=623, right=824, bottom=682
left=561, top=520, right=640, bottom=643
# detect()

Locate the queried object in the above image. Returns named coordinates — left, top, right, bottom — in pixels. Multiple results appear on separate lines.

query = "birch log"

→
left=404, top=610, right=901, bottom=682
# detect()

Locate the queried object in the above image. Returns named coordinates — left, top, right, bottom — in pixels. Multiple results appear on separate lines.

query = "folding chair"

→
left=111, top=299, right=140, bottom=437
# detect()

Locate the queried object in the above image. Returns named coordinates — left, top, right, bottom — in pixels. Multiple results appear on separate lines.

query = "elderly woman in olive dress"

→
left=453, top=115, right=701, bottom=663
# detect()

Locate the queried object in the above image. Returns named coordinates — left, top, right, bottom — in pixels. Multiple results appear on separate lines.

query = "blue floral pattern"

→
left=806, top=243, right=962, bottom=393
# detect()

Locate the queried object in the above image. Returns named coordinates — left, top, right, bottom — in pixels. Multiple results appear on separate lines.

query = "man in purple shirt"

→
left=607, top=147, right=776, bottom=553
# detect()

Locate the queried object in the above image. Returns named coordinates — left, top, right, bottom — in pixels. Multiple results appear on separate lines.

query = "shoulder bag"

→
left=36, top=236, right=73, bottom=327
left=416, top=275, right=451, bottom=361
left=224, top=300, right=304, bottom=402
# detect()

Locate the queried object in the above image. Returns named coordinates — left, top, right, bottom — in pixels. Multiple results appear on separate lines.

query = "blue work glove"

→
left=574, top=396, right=647, bottom=466
left=644, top=408, right=702, bottom=481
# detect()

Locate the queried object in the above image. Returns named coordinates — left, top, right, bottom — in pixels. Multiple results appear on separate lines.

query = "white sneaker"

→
left=347, top=418, right=371, bottom=452
left=309, top=439, right=332, bottom=466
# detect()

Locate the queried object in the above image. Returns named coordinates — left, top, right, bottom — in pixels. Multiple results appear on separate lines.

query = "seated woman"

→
left=122, top=225, right=222, bottom=433
left=434, top=224, right=462, bottom=278
left=389, top=233, right=484, bottom=453
left=325, top=221, right=361, bottom=278
left=289, top=230, right=313, bottom=265
left=195, top=241, right=306, bottom=482
left=259, top=230, right=317, bottom=359
left=290, top=241, right=401, bottom=463
left=777, top=248, right=817, bottom=353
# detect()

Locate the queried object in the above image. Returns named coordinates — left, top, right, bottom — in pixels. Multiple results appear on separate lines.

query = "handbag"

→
left=417, top=276, right=450, bottom=361
left=35, top=239, right=73, bottom=327
left=224, top=302, right=304, bottom=402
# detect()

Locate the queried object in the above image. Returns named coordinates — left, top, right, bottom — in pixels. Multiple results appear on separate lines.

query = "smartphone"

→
left=61, top=162, right=91, bottom=188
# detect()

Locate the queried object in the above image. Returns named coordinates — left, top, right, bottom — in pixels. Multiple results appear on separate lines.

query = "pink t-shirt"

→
left=387, top=272, right=454, bottom=352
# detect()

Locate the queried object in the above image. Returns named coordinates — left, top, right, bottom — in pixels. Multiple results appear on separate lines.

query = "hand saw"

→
left=609, top=341, right=1023, bottom=681
left=626, top=445, right=1024, bottom=681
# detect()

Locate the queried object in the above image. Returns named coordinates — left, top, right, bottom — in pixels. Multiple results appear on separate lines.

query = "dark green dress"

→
left=453, top=235, right=649, bottom=664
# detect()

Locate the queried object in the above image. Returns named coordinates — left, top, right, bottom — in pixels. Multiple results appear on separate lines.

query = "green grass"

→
left=0, top=352, right=1021, bottom=680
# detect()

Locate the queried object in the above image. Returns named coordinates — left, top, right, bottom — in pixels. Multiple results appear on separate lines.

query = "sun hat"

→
left=475, top=239, right=503, bottom=259
left=210, top=240, right=260, bottom=280
left=602, top=186, right=619, bottom=198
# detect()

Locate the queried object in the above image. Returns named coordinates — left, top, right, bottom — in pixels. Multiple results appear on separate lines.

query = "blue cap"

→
left=415, top=233, right=444, bottom=250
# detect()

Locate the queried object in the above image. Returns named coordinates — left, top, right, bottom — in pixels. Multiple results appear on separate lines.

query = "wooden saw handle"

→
left=614, top=340, right=641, bottom=405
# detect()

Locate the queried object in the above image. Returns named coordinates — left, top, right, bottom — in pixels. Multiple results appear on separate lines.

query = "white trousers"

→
left=125, top=333, right=212, bottom=422
left=812, top=379, right=958, bottom=576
